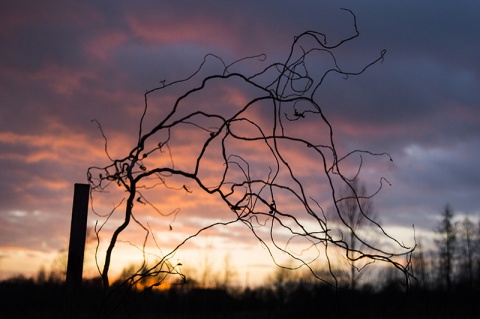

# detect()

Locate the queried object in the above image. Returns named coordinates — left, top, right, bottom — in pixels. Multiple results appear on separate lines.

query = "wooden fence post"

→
left=65, top=183, right=90, bottom=317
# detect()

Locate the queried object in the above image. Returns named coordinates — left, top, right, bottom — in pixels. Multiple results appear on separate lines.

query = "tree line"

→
left=412, top=204, right=480, bottom=292
left=1, top=203, right=478, bottom=318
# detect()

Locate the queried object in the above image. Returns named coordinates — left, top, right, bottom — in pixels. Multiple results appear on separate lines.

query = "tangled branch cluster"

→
left=88, top=9, right=414, bottom=292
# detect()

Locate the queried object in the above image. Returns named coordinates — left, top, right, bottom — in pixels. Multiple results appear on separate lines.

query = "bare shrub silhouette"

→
left=87, top=8, right=414, bottom=302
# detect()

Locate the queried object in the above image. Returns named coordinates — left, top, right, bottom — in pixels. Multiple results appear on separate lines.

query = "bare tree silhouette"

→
left=435, top=204, right=457, bottom=291
left=457, top=216, right=476, bottom=288
left=87, top=8, right=414, bottom=298
left=335, top=179, right=377, bottom=289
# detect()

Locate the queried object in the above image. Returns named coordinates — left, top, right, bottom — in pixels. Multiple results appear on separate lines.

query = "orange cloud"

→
left=0, top=128, right=103, bottom=165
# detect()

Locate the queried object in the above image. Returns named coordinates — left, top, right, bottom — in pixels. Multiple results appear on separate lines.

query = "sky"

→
left=1, top=1, right=479, bottom=286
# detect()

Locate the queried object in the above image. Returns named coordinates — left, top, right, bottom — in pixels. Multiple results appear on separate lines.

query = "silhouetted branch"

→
left=87, top=8, right=415, bottom=304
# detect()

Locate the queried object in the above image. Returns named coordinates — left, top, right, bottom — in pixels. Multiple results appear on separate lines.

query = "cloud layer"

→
left=1, top=1, right=479, bottom=283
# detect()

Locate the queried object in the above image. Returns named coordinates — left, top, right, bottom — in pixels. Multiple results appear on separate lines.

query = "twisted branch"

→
left=87, top=8, right=415, bottom=295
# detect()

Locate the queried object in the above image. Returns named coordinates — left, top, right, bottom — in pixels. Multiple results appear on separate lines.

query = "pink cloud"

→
left=27, top=64, right=99, bottom=98
left=125, top=11, right=237, bottom=49
left=83, top=31, right=129, bottom=62
left=122, top=6, right=281, bottom=56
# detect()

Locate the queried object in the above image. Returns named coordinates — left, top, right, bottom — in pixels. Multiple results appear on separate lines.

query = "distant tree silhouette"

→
left=457, top=216, right=477, bottom=288
left=476, top=220, right=480, bottom=287
left=435, top=204, right=457, bottom=291
left=87, top=8, right=415, bottom=301
left=411, top=239, right=431, bottom=290
left=335, top=179, right=376, bottom=289
left=215, top=254, right=237, bottom=289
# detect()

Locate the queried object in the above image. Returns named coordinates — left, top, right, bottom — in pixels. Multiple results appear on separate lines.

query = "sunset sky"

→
left=1, top=1, right=479, bottom=286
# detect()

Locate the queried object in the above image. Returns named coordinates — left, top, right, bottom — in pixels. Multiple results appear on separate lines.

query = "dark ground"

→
left=1, top=277, right=479, bottom=318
